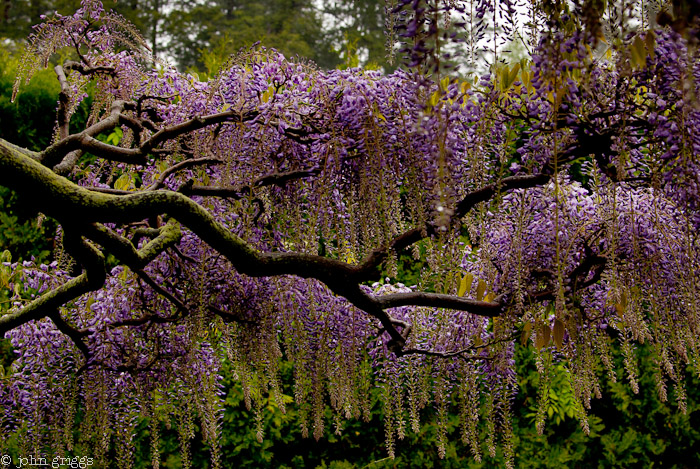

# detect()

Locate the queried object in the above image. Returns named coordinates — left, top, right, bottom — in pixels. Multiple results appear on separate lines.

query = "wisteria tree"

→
left=0, top=0, right=699, bottom=467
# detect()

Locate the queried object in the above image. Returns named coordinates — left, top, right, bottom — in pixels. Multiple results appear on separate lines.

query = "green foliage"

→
left=124, top=340, right=700, bottom=468
left=0, top=51, right=65, bottom=262
left=523, top=363, right=578, bottom=426
left=131, top=361, right=391, bottom=468
left=322, top=0, right=393, bottom=72
left=0, top=187, right=53, bottom=263
left=2, top=0, right=392, bottom=72
left=0, top=0, right=81, bottom=42
left=0, top=49, right=90, bottom=148
left=467, top=344, right=700, bottom=468
left=164, top=0, right=339, bottom=71
left=0, top=50, right=59, bottom=151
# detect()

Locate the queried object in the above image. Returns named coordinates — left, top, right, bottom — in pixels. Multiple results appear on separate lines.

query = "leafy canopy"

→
left=0, top=1, right=699, bottom=468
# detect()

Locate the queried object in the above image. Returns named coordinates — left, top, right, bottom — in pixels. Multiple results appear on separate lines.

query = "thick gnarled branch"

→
left=0, top=273, right=91, bottom=335
left=355, top=173, right=552, bottom=280
left=375, top=292, right=501, bottom=317
left=0, top=138, right=547, bottom=350
left=0, top=234, right=106, bottom=335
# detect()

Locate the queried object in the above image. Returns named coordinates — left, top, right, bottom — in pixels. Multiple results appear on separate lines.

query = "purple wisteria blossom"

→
left=0, top=1, right=699, bottom=468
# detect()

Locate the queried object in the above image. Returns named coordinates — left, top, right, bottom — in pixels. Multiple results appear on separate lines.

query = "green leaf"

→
left=428, top=90, right=441, bottom=107
left=630, top=36, right=648, bottom=69
left=553, top=319, right=565, bottom=349
left=500, top=63, right=521, bottom=91
left=440, top=76, right=450, bottom=92
left=458, top=273, right=473, bottom=297
left=106, top=127, right=123, bottom=146
left=476, top=278, right=486, bottom=301
left=508, top=63, right=521, bottom=87
left=535, top=324, right=550, bottom=350
left=156, top=160, right=169, bottom=173
left=114, top=173, right=132, bottom=191
left=521, top=322, right=532, bottom=345
left=645, top=31, right=656, bottom=59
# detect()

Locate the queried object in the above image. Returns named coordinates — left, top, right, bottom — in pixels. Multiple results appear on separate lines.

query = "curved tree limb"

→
left=49, top=310, right=91, bottom=361
left=375, top=292, right=501, bottom=317
left=140, top=109, right=259, bottom=153
left=454, top=174, right=551, bottom=217
left=0, top=132, right=609, bottom=358
left=355, top=173, right=552, bottom=279
left=147, top=157, right=223, bottom=190
left=54, top=65, right=72, bottom=140
left=0, top=273, right=91, bottom=334
left=84, top=220, right=182, bottom=269
left=0, top=138, right=553, bottom=350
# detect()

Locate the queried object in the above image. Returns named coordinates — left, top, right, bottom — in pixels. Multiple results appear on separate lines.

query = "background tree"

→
left=0, top=0, right=397, bottom=72
left=0, top=1, right=699, bottom=468
left=112, top=0, right=167, bottom=62
left=321, top=0, right=393, bottom=70
left=164, top=0, right=339, bottom=72
left=0, top=0, right=81, bottom=41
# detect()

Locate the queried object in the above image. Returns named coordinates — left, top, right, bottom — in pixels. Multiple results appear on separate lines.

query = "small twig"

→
left=54, top=65, right=71, bottom=140
left=49, top=311, right=91, bottom=362
left=399, top=333, right=516, bottom=360
left=170, top=245, right=198, bottom=264
left=130, top=227, right=162, bottom=246
left=147, top=157, right=223, bottom=190
left=134, top=269, right=188, bottom=314
left=207, top=305, right=257, bottom=325
left=64, top=60, right=116, bottom=76
left=375, top=292, right=502, bottom=317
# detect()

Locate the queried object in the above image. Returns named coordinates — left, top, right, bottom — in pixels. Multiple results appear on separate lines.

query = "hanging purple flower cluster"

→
left=1, top=1, right=700, bottom=467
